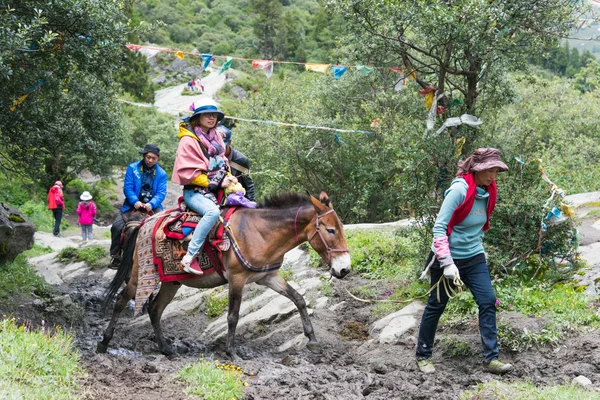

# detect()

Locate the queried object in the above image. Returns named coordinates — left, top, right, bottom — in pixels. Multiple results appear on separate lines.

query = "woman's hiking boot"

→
left=417, top=359, right=435, bottom=374
left=484, top=359, right=513, bottom=375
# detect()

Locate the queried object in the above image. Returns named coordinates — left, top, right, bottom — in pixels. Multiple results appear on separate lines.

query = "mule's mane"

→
left=256, top=193, right=312, bottom=209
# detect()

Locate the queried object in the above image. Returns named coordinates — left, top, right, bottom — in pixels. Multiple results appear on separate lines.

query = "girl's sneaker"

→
left=181, top=254, right=203, bottom=275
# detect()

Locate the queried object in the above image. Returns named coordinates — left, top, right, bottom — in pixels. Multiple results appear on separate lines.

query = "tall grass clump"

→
left=0, top=317, right=82, bottom=399
left=0, top=255, right=49, bottom=301
left=179, top=357, right=248, bottom=400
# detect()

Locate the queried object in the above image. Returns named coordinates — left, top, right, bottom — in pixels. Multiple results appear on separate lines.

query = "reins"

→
left=344, top=274, right=464, bottom=304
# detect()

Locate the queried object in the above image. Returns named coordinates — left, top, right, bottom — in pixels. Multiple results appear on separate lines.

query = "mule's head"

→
left=308, top=192, right=351, bottom=279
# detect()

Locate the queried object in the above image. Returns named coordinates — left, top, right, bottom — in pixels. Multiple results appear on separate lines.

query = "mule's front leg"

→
left=97, top=281, right=136, bottom=353
left=225, top=277, right=247, bottom=359
left=149, top=282, right=180, bottom=356
left=257, top=273, right=319, bottom=352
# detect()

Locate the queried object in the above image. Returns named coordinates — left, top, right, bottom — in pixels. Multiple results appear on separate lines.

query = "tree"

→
left=114, top=51, right=155, bottom=103
left=248, top=0, right=282, bottom=59
left=332, top=0, right=588, bottom=113
left=0, top=0, right=143, bottom=187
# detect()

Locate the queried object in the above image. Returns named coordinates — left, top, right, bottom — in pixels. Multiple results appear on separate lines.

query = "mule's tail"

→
left=101, top=223, right=142, bottom=312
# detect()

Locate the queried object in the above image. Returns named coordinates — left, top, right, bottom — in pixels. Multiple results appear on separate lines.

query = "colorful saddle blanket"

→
left=152, top=205, right=235, bottom=282
left=134, top=205, right=237, bottom=317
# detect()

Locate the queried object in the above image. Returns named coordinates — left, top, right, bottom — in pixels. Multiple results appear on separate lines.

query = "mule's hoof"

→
left=306, top=342, right=321, bottom=354
left=160, top=346, right=176, bottom=357
left=96, top=342, right=108, bottom=353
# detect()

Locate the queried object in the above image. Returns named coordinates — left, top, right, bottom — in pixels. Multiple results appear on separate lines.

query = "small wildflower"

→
left=495, top=299, right=501, bottom=307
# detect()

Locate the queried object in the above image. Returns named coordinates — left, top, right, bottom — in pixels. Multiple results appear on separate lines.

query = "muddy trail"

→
left=9, top=190, right=600, bottom=399
left=17, top=245, right=600, bottom=400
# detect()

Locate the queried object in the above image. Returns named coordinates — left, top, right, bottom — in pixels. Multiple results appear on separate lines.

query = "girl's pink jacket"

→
left=76, top=201, right=97, bottom=225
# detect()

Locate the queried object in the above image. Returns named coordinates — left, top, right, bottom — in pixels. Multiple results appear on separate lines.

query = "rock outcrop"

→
left=0, top=202, right=35, bottom=264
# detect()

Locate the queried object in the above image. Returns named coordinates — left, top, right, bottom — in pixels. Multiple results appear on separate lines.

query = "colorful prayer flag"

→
left=331, top=65, right=347, bottom=79
left=10, top=94, right=30, bottom=111
left=125, top=44, right=142, bottom=51
left=219, top=57, right=233, bottom=75
left=356, top=65, right=374, bottom=75
left=305, top=64, right=330, bottom=73
left=175, top=51, right=184, bottom=59
left=252, top=60, right=274, bottom=78
left=201, top=54, right=213, bottom=70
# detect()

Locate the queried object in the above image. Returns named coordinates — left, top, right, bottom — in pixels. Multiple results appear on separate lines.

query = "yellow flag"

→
left=455, top=137, right=466, bottom=158
left=10, top=93, right=29, bottom=111
left=175, top=51, right=184, bottom=59
left=305, top=63, right=330, bottom=73
left=424, top=92, right=434, bottom=109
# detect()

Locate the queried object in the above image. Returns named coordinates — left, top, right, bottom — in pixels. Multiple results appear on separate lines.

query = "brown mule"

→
left=97, top=192, right=351, bottom=358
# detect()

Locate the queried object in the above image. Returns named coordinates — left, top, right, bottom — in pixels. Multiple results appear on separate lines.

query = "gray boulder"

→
left=231, top=85, right=248, bottom=100
left=152, top=72, right=166, bottom=85
left=0, top=202, right=35, bottom=264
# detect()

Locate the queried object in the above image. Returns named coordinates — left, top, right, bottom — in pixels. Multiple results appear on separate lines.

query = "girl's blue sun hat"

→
left=184, top=100, right=225, bottom=122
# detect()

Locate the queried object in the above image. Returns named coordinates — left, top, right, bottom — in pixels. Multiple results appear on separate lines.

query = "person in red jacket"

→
left=47, top=181, right=65, bottom=237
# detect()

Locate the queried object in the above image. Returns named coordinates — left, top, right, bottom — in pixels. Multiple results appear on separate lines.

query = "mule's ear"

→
left=319, top=191, right=331, bottom=208
left=310, top=194, right=328, bottom=212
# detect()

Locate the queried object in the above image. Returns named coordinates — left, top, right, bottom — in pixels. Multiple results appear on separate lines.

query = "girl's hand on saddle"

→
left=221, top=175, right=238, bottom=188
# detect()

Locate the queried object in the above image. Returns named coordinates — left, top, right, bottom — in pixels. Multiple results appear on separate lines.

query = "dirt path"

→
left=153, top=69, right=227, bottom=115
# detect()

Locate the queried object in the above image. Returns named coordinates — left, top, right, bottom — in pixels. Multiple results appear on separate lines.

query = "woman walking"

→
left=416, top=148, right=513, bottom=375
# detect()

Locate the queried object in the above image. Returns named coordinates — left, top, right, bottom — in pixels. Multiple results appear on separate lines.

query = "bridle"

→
left=294, top=206, right=350, bottom=263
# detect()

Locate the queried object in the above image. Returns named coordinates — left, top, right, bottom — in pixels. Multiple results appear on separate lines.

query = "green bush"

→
left=67, top=178, right=115, bottom=215
left=485, top=158, right=579, bottom=275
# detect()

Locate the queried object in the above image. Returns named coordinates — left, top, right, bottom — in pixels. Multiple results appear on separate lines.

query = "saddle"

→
left=150, top=199, right=237, bottom=282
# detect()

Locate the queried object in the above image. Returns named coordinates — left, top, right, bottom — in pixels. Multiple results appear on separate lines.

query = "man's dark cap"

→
left=139, top=144, right=160, bottom=157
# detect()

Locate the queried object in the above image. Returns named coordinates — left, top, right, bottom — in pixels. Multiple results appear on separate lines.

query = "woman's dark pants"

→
left=52, top=208, right=63, bottom=236
left=416, top=261, right=499, bottom=363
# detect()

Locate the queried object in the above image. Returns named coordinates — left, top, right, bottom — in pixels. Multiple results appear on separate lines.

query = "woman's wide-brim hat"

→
left=184, top=100, right=225, bottom=122
left=80, top=191, right=93, bottom=201
left=471, top=148, right=509, bottom=172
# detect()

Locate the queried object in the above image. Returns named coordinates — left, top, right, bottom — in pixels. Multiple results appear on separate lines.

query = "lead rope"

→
left=344, top=274, right=464, bottom=304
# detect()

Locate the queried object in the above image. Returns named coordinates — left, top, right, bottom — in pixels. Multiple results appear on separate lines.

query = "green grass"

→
left=494, top=280, right=600, bottom=328
left=23, top=244, right=54, bottom=258
left=278, top=265, right=294, bottom=281
left=439, top=337, right=473, bottom=357
left=203, top=288, right=228, bottom=318
left=461, top=380, right=600, bottom=400
left=318, top=275, right=333, bottom=297
left=178, top=357, right=247, bottom=400
left=57, top=246, right=107, bottom=267
left=0, top=317, right=82, bottom=399
left=0, top=255, right=49, bottom=301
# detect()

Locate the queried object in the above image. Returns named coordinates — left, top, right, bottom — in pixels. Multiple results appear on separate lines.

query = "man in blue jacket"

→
left=108, top=144, right=168, bottom=269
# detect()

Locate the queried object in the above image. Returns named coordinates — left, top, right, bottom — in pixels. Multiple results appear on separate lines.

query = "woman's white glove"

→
left=443, top=263, right=459, bottom=278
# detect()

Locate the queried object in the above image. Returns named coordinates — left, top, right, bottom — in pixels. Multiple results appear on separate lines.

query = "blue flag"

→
left=332, top=65, right=347, bottom=79
left=201, top=54, right=213, bottom=70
